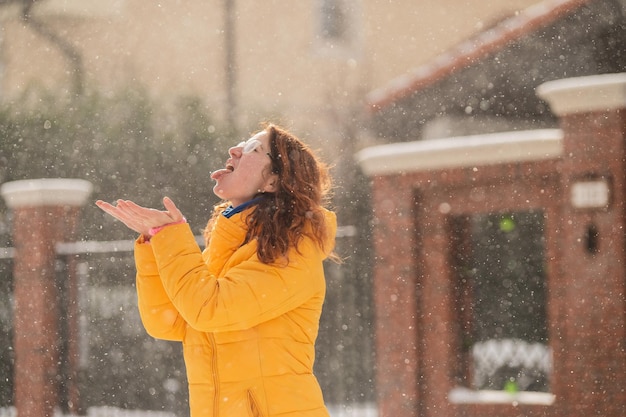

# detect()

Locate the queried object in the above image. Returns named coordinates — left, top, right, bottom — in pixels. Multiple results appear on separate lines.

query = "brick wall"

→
left=371, top=160, right=561, bottom=417
left=552, top=108, right=626, bottom=417
left=11, top=205, right=86, bottom=417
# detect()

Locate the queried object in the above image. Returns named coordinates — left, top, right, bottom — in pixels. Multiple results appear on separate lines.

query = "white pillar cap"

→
left=1, top=178, right=93, bottom=208
left=536, top=73, right=626, bottom=116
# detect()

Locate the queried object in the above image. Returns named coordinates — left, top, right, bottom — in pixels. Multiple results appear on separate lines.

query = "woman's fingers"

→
left=121, top=199, right=177, bottom=224
left=96, top=199, right=152, bottom=235
left=162, top=197, right=184, bottom=222
left=95, top=200, right=125, bottom=221
left=96, top=197, right=185, bottom=236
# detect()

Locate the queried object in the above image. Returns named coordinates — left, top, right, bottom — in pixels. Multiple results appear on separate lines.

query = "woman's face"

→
left=211, top=130, right=277, bottom=207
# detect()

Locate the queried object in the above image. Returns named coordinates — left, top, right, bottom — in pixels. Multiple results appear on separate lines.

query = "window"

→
left=319, top=0, right=348, bottom=41
left=315, top=0, right=360, bottom=56
left=451, top=211, right=550, bottom=393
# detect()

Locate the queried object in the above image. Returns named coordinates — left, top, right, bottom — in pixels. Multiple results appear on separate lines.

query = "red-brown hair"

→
left=205, top=123, right=336, bottom=264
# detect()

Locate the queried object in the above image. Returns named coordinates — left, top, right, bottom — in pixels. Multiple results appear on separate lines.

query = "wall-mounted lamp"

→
left=571, top=179, right=610, bottom=209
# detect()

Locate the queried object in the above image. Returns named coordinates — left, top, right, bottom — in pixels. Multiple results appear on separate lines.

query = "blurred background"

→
left=0, top=0, right=623, bottom=416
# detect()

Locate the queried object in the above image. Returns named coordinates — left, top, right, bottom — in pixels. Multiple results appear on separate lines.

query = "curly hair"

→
left=204, top=123, right=337, bottom=264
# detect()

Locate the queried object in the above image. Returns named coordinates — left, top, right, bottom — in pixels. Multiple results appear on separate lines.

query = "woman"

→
left=96, top=123, right=337, bottom=417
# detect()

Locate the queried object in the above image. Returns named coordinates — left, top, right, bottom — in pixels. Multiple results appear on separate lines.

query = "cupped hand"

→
left=96, top=196, right=184, bottom=236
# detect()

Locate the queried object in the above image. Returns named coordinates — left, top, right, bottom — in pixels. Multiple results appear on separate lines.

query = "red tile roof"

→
left=366, top=0, right=595, bottom=112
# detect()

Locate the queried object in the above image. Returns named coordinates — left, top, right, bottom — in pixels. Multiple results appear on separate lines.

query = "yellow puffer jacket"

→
left=134, top=207, right=336, bottom=417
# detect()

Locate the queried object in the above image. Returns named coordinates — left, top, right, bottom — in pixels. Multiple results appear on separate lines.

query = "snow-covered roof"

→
left=355, top=129, right=563, bottom=176
left=366, top=0, right=594, bottom=112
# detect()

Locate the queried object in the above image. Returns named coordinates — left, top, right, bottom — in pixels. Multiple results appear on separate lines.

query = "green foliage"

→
left=0, top=88, right=233, bottom=241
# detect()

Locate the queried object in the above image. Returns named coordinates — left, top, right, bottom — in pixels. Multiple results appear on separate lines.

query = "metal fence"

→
left=472, top=338, right=551, bottom=392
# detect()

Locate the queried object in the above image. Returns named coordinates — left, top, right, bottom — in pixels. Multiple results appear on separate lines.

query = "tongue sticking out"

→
left=211, top=168, right=232, bottom=180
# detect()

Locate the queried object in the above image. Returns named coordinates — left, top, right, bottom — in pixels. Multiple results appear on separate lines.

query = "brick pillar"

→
left=1, top=179, right=92, bottom=417
left=537, top=73, right=626, bottom=417
left=369, top=176, right=421, bottom=417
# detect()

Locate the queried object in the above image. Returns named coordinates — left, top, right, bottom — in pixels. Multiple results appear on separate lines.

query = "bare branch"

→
left=19, top=0, right=84, bottom=96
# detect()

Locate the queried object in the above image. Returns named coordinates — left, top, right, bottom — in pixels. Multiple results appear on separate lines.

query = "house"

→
left=356, top=0, right=626, bottom=416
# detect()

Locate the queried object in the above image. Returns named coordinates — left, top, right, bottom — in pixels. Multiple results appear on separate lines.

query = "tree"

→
left=0, top=88, right=228, bottom=242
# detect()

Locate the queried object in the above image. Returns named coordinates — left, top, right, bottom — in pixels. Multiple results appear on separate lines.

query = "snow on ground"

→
left=0, top=403, right=378, bottom=417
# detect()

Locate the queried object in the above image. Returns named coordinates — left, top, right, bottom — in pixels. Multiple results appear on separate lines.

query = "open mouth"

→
left=210, top=162, right=235, bottom=181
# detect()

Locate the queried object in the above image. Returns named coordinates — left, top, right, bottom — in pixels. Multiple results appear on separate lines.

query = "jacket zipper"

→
left=209, top=333, right=220, bottom=417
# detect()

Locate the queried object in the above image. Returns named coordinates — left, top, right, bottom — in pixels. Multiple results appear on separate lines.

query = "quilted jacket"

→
left=134, top=207, right=336, bottom=417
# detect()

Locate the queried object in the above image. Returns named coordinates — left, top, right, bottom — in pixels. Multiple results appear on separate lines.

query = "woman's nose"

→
left=229, top=145, right=242, bottom=157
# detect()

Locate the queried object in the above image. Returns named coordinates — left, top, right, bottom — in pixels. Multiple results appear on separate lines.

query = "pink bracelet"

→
left=148, top=217, right=187, bottom=237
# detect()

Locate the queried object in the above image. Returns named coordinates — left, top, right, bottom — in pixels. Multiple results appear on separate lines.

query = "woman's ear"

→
left=262, top=173, right=279, bottom=193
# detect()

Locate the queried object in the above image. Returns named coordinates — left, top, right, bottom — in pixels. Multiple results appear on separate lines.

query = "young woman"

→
left=96, top=123, right=337, bottom=417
